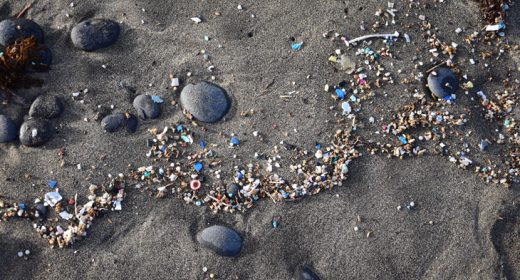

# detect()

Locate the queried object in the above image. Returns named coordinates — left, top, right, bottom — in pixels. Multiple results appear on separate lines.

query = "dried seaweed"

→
left=477, top=0, right=511, bottom=23
left=0, top=36, right=44, bottom=104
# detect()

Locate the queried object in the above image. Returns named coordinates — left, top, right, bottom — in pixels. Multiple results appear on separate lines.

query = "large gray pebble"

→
left=0, top=103, right=26, bottom=126
left=71, top=19, right=120, bottom=51
left=0, top=115, right=17, bottom=143
left=427, top=67, right=459, bottom=99
left=19, top=119, right=53, bottom=146
left=133, top=95, right=161, bottom=120
left=292, top=266, right=321, bottom=280
left=196, top=225, right=242, bottom=257
left=29, top=95, right=63, bottom=119
left=101, top=113, right=125, bottom=133
left=0, top=18, right=44, bottom=46
left=180, top=82, right=231, bottom=123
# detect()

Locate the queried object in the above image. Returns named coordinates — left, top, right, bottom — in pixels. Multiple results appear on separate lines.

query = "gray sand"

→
left=1, top=0, right=519, bottom=279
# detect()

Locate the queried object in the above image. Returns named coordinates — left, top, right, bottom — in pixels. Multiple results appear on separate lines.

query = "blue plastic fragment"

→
left=176, top=125, right=183, bottom=132
left=315, top=143, right=321, bottom=150
left=350, top=95, right=357, bottom=102
left=181, top=135, right=192, bottom=143
left=230, top=137, right=240, bottom=145
left=18, top=203, right=26, bottom=210
left=49, top=180, right=57, bottom=188
left=398, top=135, right=408, bottom=144
left=341, top=102, right=351, bottom=113
left=335, top=88, right=346, bottom=100
left=151, top=96, right=164, bottom=103
left=436, top=115, right=444, bottom=122
left=236, top=172, right=244, bottom=180
left=194, top=162, right=203, bottom=172
left=291, top=42, right=303, bottom=50
left=200, top=140, right=206, bottom=149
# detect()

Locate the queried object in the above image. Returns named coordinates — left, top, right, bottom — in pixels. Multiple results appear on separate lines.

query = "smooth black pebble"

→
left=292, top=266, right=321, bottom=280
left=227, top=183, right=239, bottom=196
left=180, top=81, right=231, bottom=123
left=196, top=225, right=242, bottom=257
left=71, top=19, right=120, bottom=51
left=133, top=95, right=161, bottom=120
left=35, top=204, right=48, bottom=220
left=0, top=18, right=44, bottom=46
left=427, top=67, right=459, bottom=99
left=19, top=119, right=53, bottom=146
left=125, top=113, right=138, bottom=133
left=29, top=95, right=63, bottom=119
left=101, top=113, right=125, bottom=133
left=0, top=115, right=17, bottom=143
left=30, top=47, right=52, bottom=70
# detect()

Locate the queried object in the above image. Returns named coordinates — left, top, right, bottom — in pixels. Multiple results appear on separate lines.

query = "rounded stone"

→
left=0, top=115, right=17, bottom=143
left=35, top=204, right=48, bottom=220
left=196, top=225, right=242, bottom=257
left=125, top=113, right=138, bottom=133
left=101, top=113, right=125, bottom=133
left=180, top=81, right=231, bottom=123
left=0, top=103, right=26, bottom=126
left=427, top=67, right=459, bottom=99
left=227, top=183, right=240, bottom=196
left=29, top=95, right=63, bottom=119
left=0, top=18, right=44, bottom=46
left=71, top=19, right=120, bottom=51
left=30, top=47, right=52, bottom=70
left=133, top=95, right=161, bottom=120
left=19, top=119, right=53, bottom=146
left=292, top=266, right=320, bottom=280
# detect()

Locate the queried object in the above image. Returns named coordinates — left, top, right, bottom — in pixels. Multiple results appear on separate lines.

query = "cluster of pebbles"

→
left=0, top=17, right=60, bottom=146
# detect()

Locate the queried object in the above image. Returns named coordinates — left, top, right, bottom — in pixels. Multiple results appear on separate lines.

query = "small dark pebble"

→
left=19, top=119, right=53, bottom=146
left=35, top=204, right=48, bottom=220
left=0, top=115, right=17, bottom=143
left=125, top=113, right=138, bottom=133
left=30, top=47, right=52, bottom=71
left=146, top=139, right=154, bottom=147
left=292, top=266, right=321, bottom=280
left=427, top=67, right=459, bottom=99
left=93, top=105, right=112, bottom=122
left=0, top=103, right=26, bottom=126
left=101, top=113, right=125, bottom=133
left=133, top=94, right=161, bottom=120
left=180, top=81, right=231, bottom=123
left=196, top=225, right=242, bottom=257
left=29, top=95, right=63, bottom=119
left=227, top=183, right=240, bottom=196
left=0, top=18, right=44, bottom=46
left=71, top=19, right=120, bottom=51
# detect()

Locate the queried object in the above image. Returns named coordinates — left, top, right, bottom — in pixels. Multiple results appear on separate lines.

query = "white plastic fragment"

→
left=171, top=78, right=180, bottom=87
left=346, top=31, right=399, bottom=46
left=191, top=17, right=202, bottom=23
left=59, top=211, right=73, bottom=220
left=404, top=33, right=410, bottom=43
left=44, top=191, right=62, bottom=207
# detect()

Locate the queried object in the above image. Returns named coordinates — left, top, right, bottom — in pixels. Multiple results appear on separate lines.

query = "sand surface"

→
left=1, top=0, right=520, bottom=279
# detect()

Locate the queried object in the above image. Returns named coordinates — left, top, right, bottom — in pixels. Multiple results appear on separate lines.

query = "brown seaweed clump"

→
left=477, top=0, right=511, bottom=23
left=0, top=36, right=43, bottom=104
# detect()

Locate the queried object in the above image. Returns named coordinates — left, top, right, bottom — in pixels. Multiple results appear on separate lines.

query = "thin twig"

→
left=16, top=3, right=32, bottom=19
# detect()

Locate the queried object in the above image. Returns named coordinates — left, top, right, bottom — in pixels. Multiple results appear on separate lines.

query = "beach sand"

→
left=1, top=0, right=519, bottom=279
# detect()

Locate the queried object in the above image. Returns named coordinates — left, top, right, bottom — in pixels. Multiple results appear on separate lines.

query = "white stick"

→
left=346, top=31, right=400, bottom=46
